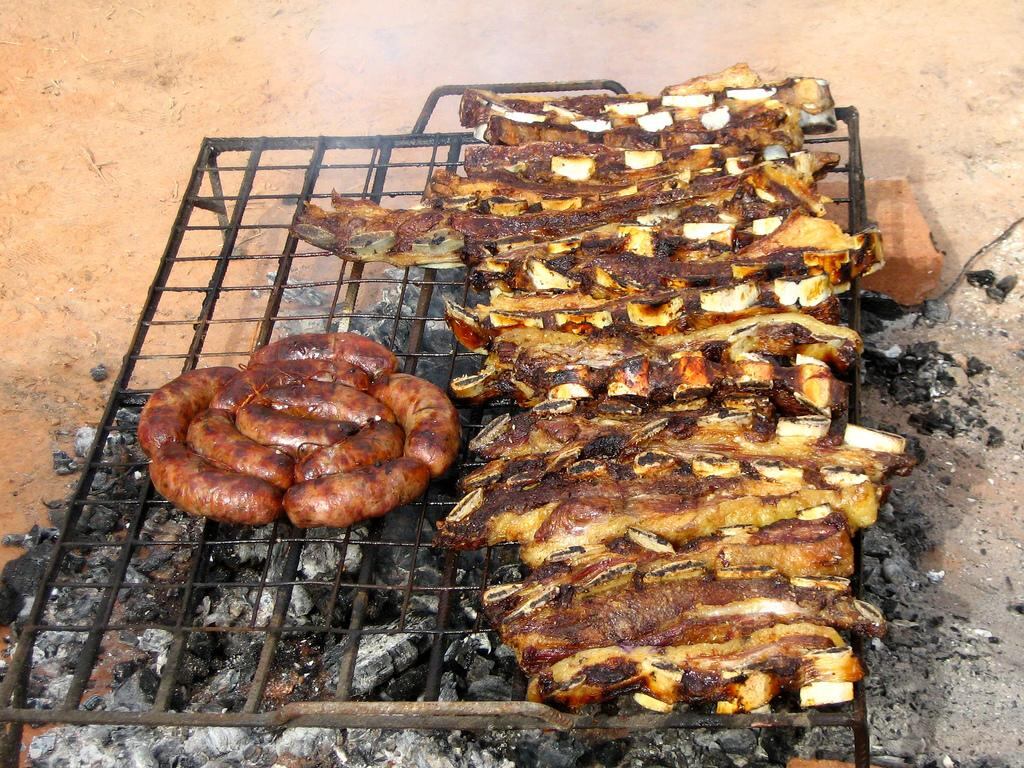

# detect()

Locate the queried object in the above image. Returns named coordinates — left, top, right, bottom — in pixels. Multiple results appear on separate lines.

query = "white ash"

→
left=74, top=425, right=98, bottom=457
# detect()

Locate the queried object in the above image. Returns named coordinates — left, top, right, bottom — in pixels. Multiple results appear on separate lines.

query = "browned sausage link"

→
left=295, top=421, right=406, bottom=482
left=211, top=359, right=371, bottom=412
left=260, top=381, right=396, bottom=425
left=248, top=332, right=398, bottom=379
left=149, top=444, right=283, bottom=525
left=235, top=403, right=357, bottom=457
left=138, top=367, right=239, bottom=457
left=186, top=408, right=295, bottom=490
left=284, top=457, right=430, bottom=528
left=369, top=373, right=461, bottom=478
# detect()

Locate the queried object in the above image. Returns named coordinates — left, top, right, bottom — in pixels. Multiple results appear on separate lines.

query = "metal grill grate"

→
left=0, top=81, right=871, bottom=767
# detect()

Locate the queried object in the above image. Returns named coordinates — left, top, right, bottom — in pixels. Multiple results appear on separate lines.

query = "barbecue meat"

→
left=437, top=461, right=883, bottom=566
left=292, top=158, right=830, bottom=268
left=529, top=622, right=862, bottom=711
left=466, top=213, right=883, bottom=298
left=448, top=313, right=860, bottom=410
left=460, top=64, right=835, bottom=148
left=483, top=565, right=883, bottom=674
left=462, top=399, right=913, bottom=493
left=460, top=143, right=838, bottom=186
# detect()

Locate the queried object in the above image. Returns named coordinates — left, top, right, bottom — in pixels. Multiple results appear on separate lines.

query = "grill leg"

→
left=853, top=718, right=870, bottom=768
left=0, top=722, right=23, bottom=767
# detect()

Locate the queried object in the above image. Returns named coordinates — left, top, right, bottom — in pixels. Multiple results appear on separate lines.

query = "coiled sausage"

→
left=138, top=367, right=239, bottom=455
left=149, top=443, right=283, bottom=525
left=211, top=359, right=370, bottom=412
left=284, top=457, right=430, bottom=528
left=187, top=409, right=295, bottom=489
left=235, top=403, right=357, bottom=456
left=370, top=373, right=461, bottom=478
left=249, top=332, right=398, bottom=379
left=260, top=381, right=396, bottom=425
left=295, top=421, right=405, bottom=482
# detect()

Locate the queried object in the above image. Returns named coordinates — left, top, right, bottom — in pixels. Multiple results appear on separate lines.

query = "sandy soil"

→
left=0, top=1, right=1022, bottom=761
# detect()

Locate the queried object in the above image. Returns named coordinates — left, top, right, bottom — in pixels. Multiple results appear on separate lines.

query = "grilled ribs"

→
left=431, top=67, right=909, bottom=716
left=461, top=64, right=834, bottom=148
left=482, top=564, right=883, bottom=674
left=448, top=313, right=860, bottom=410
left=292, top=155, right=837, bottom=269
left=530, top=622, right=863, bottom=711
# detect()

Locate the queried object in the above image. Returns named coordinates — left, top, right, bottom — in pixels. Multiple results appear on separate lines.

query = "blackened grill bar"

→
left=0, top=77, right=875, bottom=768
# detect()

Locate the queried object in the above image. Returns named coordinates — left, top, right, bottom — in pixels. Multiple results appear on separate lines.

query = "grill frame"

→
left=0, top=81, right=871, bottom=768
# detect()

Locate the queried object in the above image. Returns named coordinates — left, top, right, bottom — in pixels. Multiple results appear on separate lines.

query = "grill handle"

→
left=275, top=700, right=577, bottom=731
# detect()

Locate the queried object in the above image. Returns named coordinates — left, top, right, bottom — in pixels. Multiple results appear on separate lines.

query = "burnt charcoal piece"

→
left=965, top=269, right=996, bottom=287
left=986, top=274, right=1018, bottom=303
left=908, top=406, right=958, bottom=437
left=90, top=363, right=109, bottom=382
left=966, top=356, right=991, bottom=377
left=382, top=663, right=430, bottom=701
left=52, top=450, right=79, bottom=476
left=986, top=274, right=1017, bottom=302
left=466, top=674, right=512, bottom=701
left=921, top=299, right=950, bottom=323
left=0, top=582, right=19, bottom=625
left=861, top=290, right=908, bottom=319
left=1, top=541, right=55, bottom=611
left=986, top=426, right=1005, bottom=448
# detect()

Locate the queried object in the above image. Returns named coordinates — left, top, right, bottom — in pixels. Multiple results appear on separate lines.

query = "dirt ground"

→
left=0, top=0, right=1022, bottom=762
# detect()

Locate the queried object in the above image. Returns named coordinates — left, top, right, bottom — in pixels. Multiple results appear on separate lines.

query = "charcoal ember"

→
left=299, top=531, right=363, bottom=578
left=696, top=728, right=758, bottom=755
left=328, top=613, right=431, bottom=695
left=905, top=435, right=927, bottom=465
left=174, top=651, right=212, bottom=684
left=859, top=310, right=884, bottom=335
left=114, top=407, right=140, bottom=429
left=83, top=505, right=119, bottom=533
left=863, top=344, right=903, bottom=379
left=2, top=524, right=57, bottom=548
left=287, top=584, right=314, bottom=619
left=466, top=673, right=512, bottom=701
left=73, top=426, right=98, bottom=458
left=183, top=727, right=250, bottom=759
left=90, top=363, right=109, bottom=382
left=265, top=271, right=328, bottom=308
left=274, top=728, right=338, bottom=761
left=466, top=653, right=495, bottom=683
left=908, top=401, right=983, bottom=437
left=191, top=666, right=245, bottom=711
left=437, top=670, right=460, bottom=702
left=966, top=269, right=996, bottom=287
left=444, top=632, right=492, bottom=671
left=382, top=662, right=429, bottom=701
left=986, top=426, right=1005, bottom=447
left=966, top=356, right=991, bottom=377
left=513, top=734, right=585, bottom=768
left=491, top=642, right=520, bottom=678
left=119, top=593, right=176, bottom=626
left=0, top=580, right=18, bottom=623
left=27, top=732, right=58, bottom=762
left=986, top=274, right=1017, bottom=302
left=1, top=539, right=56, bottom=619
left=581, top=739, right=632, bottom=768
left=921, top=298, right=951, bottom=323
left=345, top=269, right=467, bottom=387
left=110, top=670, right=155, bottom=710
left=52, top=449, right=79, bottom=475
left=862, top=290, right=909, bottom=319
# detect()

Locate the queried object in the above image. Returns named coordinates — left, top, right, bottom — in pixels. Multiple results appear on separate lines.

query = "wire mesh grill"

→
left=0, top=83, right=870, bottom=767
